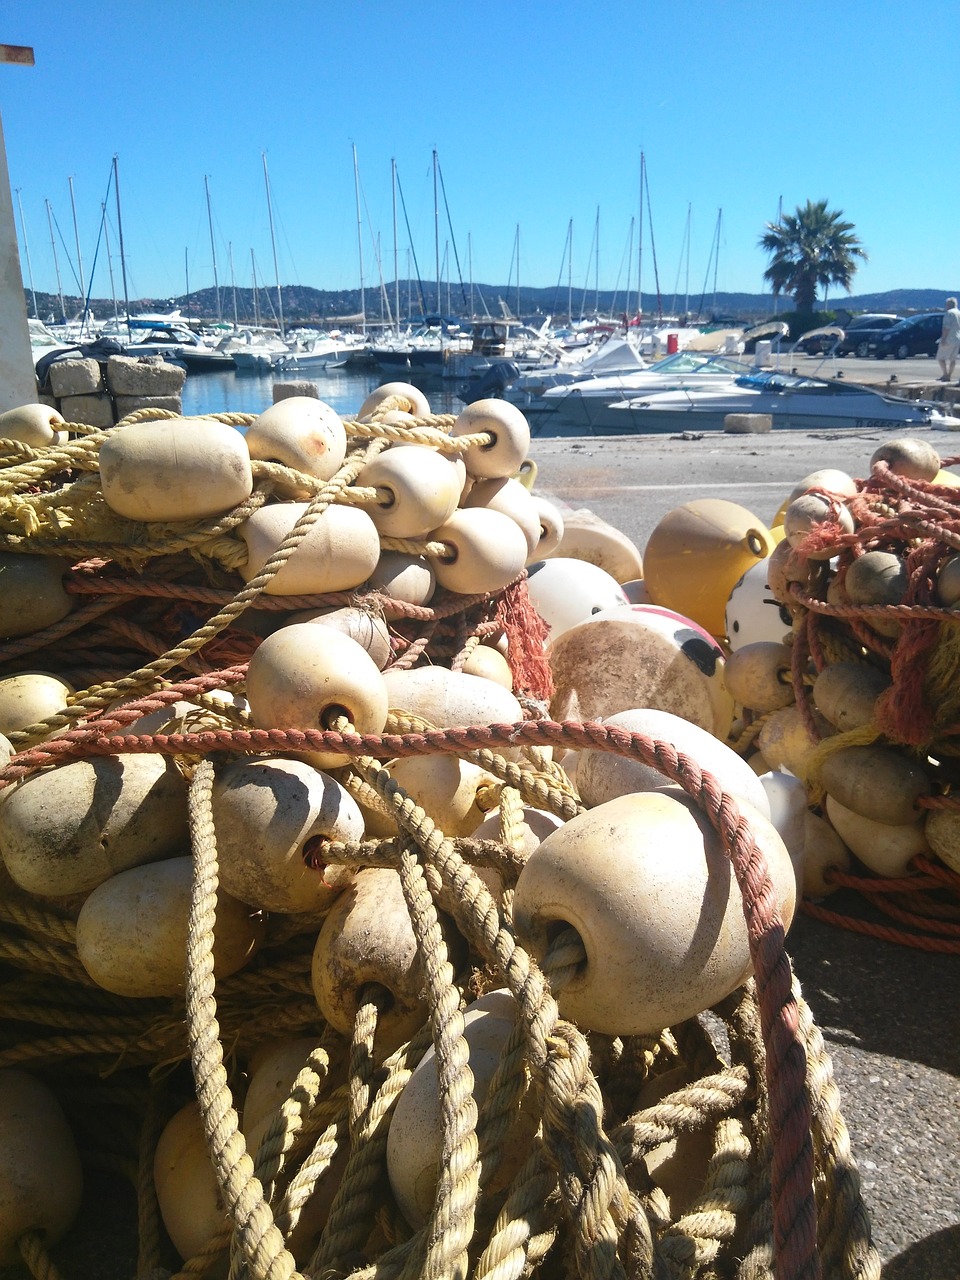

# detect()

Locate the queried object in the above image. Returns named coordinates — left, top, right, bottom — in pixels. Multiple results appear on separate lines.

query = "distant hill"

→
left=27, top=283, right=953, bottom=328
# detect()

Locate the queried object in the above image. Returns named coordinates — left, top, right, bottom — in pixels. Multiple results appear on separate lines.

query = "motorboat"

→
left=600, top=368, right=960, bottom=435
left=277, top=333, right=345, bottom=373
left=528, top=350, right=754, bottom=434
left=231, top=331, right=291, bottom=372
left=497, top=335, right=648, bottom=408
left=368, top=319, right=472, bottom=377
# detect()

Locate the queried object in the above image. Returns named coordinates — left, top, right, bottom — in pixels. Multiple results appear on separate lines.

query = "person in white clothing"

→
left=938, top=297, right=960, bottom=381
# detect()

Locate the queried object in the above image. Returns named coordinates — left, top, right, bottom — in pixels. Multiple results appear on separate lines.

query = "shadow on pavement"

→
left=786, top=894, right=960, bottom=1076
left=882, top=1224, right=960, bottom=1278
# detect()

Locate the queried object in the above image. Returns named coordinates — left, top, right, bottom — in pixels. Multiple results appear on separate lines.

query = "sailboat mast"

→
left=228, top=242, right=238, bottom=328
left=433, top=148, right=440, bottom=317
left=516, top=224, right=520, bottom=320
left=625, top=216, right=634, bottom=322
left=251, top=249, right=260, bottom=327
left=68, top=176, right=85, bottom=303
left=184, top=247, right=189, bottom=310
left=468, top=232, right=473, bottom=320
left=637, top=153, right=644, bottom=320
left=391, top=157, right=399, bottom=330
left=205, top=174, right=222, bottom=322
left=712, top=208, right=721, bottom=315
left=14, top=189, right=37, bottom=318
left=352, top=143, right=365, bottom=338
left=45, top=199, right=66, bottom=322
left=112, top=156, right=131, bottom=339
left=594, top=206, right=600, bottom=317
left=684, top=202, right=691, bottom=317
left=102, top=203, right=118, bottom=323
left=567, top=218, right=573, bottom=324
left=261, top=152, right=284, bottom=339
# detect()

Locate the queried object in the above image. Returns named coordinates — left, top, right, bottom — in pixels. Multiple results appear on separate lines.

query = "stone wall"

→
left=39, top=355, right=185, bottom=426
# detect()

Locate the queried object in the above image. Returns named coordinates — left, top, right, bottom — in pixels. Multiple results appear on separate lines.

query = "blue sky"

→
left=1, top=2, right=955, bottom=308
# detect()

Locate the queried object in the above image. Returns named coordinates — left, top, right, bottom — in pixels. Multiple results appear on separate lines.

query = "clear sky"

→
left=1, top=1, right=955, bottom=309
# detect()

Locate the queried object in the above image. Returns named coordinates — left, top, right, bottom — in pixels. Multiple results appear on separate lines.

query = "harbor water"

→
left=181, top=366, right=462, bottom=418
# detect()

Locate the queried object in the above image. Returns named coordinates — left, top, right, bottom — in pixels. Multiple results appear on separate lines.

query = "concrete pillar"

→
left=0, top=111, right=36, bottom=409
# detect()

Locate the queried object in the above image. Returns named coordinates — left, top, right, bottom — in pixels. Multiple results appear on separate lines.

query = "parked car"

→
left=871, top=313, right=944, bottom=359
left=835, top=313, right=902, bottom=358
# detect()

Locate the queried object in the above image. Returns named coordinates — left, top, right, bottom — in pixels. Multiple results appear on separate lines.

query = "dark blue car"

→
left=871, top=313, right=944, bottom=359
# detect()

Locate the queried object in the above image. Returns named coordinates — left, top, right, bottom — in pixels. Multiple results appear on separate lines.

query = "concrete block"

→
left=724, top=413, right=772, bottom=434
left=47, top=358, right=104, bottom=399
left=38, top=393, right=58, bottom=411
left=59, top=393, right=116, bottom=429
left=273, top=380, right=320, bottom=402
left=114, top=395, right=183, bottom=421
left=106, top=355, right=186, bottom=397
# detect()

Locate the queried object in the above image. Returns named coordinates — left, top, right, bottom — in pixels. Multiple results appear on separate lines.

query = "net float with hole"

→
left=356, top=444, right=462, bottom=538
left=211, top=756, right=362, bottom=914
left=237, top=501, right=381, bottom=595
left=311, top=866, right=467, bottom=1059
left=449, top=398, right=531, bottom=478
left=512, top=789, right=797, bottom=1036
left=244, top=395, right=348, bottom=496
left=245, top=622, right=389, bottom=771
left=386, top=989, right=537, bottom=1229
left=98, top=418, right=254, bottom=521
left=0, top=672, right=74, bottom=738
left=722, top=640, right=795, bottom=714
left=548, top=603, right=734, bottom=739
left=462, top=475, right=542, bottom=556
left=0, top=552, right=73, bottom=639
left=525, top=557, right=630, bottom=644
left=0, top=753, right=190, bottom=898
left=574, top=706, right=770, bottom=818
left=0, top=1070, right=83, bottom=1267
left=75, top=856, right=263, bottom=997
left=0, top=402, right=68, bottom=447
left=642, top=498, right=777, bottom=640
left=426, top=506, right=530, bottom=595
left=154, top=1101, right=227, bottom=1263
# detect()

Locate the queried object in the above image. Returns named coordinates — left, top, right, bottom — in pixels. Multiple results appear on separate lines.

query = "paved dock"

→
left=529, top=419, right=960, bottom=1276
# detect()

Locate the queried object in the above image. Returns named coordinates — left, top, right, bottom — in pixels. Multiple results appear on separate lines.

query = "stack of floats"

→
left=0, top=383, right=882, bottom=1280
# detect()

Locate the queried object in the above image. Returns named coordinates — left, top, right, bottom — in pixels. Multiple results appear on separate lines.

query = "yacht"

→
left=528, top=350, right=753, bottom=434
left=601, top=368, right=960, bottom=434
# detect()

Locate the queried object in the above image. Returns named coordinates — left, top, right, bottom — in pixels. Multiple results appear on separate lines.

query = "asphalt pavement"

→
left=528, top=403, right=960, bottom=1276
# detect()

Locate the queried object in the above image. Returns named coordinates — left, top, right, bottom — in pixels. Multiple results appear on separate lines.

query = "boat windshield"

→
left=646, top=352, right=749, bottom=375
left=734, top=370, right=833, bottom=391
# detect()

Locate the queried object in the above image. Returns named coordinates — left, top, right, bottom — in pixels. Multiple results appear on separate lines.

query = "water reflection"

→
left=181, top=367, right=463, bottom=419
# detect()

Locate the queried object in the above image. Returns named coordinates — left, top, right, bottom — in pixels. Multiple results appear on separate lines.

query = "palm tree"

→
left=759, top=199, right=866, bottom=314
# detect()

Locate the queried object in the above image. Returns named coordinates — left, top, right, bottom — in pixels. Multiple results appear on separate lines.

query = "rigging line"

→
left=695, top=208, right=721, bottom=321
left=642, top=160, right=662, bottom=322
left=671, top=206, right=690, bottom=317
left=434, top=152, right=469, bottom=310
left=395, top=166, right=427, bottom=317
left=552, top=219, right=570, bottom=316
left=609, top=217, right=635, bottom=318
left=49, top=205, right=83, bottom=295
left=358, top=175, right=393, bottom=327
left=579, top=208, right=598, bottom=321
left=78, top=161, right=116, bottom=334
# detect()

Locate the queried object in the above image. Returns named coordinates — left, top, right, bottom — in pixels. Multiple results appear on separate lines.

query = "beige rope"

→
left=7, top=439, right=387, bottom=750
